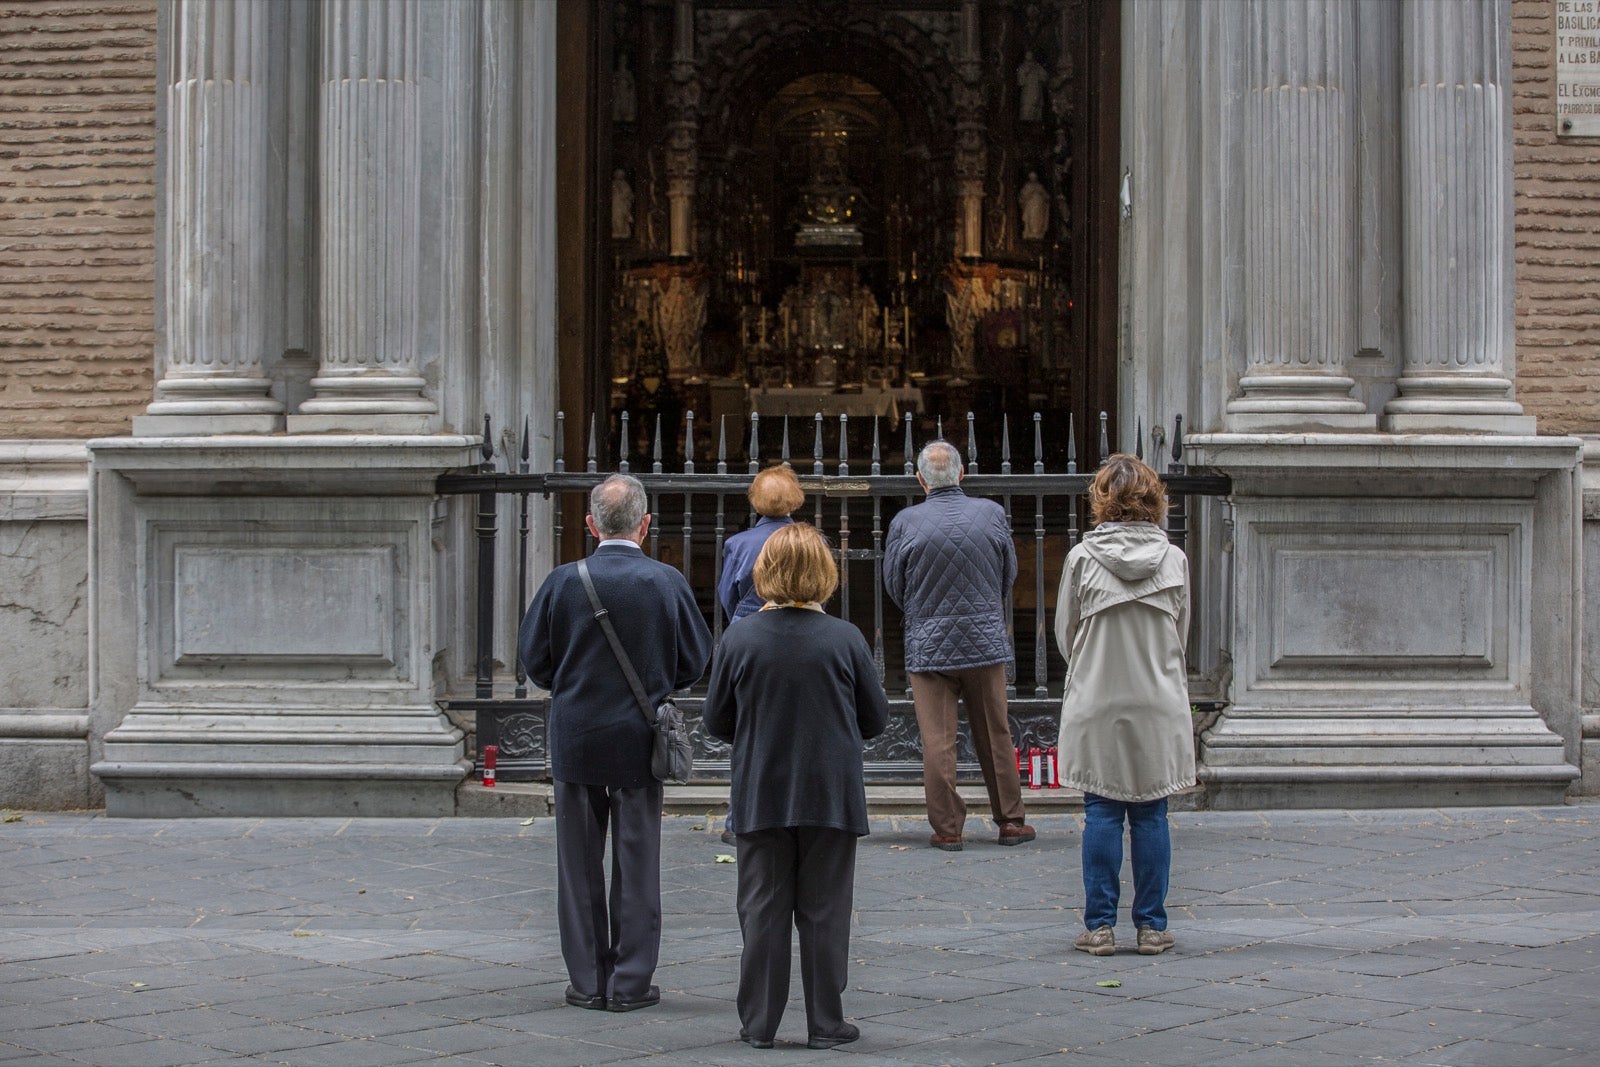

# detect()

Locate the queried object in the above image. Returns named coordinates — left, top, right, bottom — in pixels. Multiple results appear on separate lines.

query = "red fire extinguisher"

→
left=1046, top=745, right=1061, bottom=789
left=481, top=744, right=498, bottom=787
left=1028, top=746, right=1043, bottom=790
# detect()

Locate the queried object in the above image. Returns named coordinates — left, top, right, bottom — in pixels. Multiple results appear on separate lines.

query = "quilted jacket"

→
left=883, top=485, right=1017, bottom=673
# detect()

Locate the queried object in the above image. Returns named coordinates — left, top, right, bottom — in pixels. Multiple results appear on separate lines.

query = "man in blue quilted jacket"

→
left=884, top=441, right=1034, bottom=851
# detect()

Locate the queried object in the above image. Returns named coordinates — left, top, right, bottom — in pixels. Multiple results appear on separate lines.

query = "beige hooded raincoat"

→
left=1054, top=521, right=1196, bottom=802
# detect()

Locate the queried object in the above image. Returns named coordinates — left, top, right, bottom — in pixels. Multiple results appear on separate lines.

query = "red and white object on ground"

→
left=481, top=744, right=497, bottom=787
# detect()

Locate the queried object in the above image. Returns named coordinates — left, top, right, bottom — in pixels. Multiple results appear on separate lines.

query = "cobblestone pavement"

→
left=3, top=806, right=1599, bottom=1066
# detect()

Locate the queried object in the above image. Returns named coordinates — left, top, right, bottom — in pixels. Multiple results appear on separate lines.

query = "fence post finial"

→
left=554, top=410, right=566, bottom=473
left=618, top=411, right=630, bottom=473
left=1032, top=412, right=1044, bottom=475
left=1001, top=413, right=1011, bottom=475
left=903, top=412, right=914, bottom=475
left=652, top=414, right=663, bottom=474
left=684, top=410, right=695, bottom=474
left=748, top=412, right=759, bottom=474
left=813, top=413, right=824, bottom=476
left=586, top=413, right=597, bottom=474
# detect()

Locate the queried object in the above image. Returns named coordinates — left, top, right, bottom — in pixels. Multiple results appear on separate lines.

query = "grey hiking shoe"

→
left=1074, top=926, right=1115, bottom=956
left=1136, top=926, right=1175, bottom=955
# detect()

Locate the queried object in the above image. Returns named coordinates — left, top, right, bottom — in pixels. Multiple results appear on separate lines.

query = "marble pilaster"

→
left=291, top=0, right=437, bottom=433
left=135, top=0, right=283, bottom=437
left=1226, top=0, right=1375, bottom=432
left=1382, top=0, right=1534, bottom=434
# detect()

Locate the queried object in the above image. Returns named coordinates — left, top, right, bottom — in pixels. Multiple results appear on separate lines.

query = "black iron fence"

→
left=438, top=410, right=1228, bottom=782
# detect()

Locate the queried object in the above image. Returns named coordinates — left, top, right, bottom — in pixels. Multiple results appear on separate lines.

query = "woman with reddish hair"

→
left=1055, top=454, right=1194, bottom=957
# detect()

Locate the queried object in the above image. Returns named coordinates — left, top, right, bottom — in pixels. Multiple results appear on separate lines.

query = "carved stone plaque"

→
left=1558, top=0, right=1600, bottom=137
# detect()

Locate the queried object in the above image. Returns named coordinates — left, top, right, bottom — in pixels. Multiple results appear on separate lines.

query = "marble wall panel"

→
left=0, top=521, right=89, bottom=709
left=1235, top=497, right=1529, bottom=708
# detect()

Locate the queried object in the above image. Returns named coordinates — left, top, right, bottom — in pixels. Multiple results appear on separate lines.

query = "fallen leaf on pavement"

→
left=1096, top=980, right=1121, bottom=988
left=715, top=854, right=736, bottom=864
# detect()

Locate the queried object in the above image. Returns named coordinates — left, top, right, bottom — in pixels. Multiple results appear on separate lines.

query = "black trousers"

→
left=736, top=826, right=857, bottom=1042
left=553, top=779, right=663, bottom=1001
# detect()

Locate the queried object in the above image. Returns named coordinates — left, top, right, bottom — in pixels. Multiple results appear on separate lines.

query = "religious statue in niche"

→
left=794, top=110, right=866, bottom=249
left=1020, top=172, right=1049, bottom=242
left=1017, top=51, right=1048, bottom=123
left=612, top=169, right=634, bottom=240
left=614, top=55, right=636, bottom=124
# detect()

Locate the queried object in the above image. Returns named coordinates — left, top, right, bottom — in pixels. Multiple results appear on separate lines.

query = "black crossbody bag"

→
left=576, top=559, right=694, bottom=785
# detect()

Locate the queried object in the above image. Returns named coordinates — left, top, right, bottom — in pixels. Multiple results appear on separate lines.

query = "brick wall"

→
left=0, top=1, right=155, bottom=440
left=1513, top=0, right=1600, bottom=437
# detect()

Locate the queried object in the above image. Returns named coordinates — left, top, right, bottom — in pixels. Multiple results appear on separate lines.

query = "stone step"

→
left=457, top=781, right=1091, bottom=818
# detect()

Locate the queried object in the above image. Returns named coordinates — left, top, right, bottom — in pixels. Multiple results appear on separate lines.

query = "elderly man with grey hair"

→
left=884, top=441, right=1033, bottom=851
left=521, top=473, right=712, bottom=1013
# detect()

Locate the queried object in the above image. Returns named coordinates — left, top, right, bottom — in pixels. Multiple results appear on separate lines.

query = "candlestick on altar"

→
left=759, top=307, right=768, bottom=346
left=903, top=305, right=911, bottom=355
left=881, top=307, right=890, bottom=349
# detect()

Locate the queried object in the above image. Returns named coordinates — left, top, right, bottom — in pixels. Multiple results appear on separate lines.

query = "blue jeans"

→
left=1081, top=792, right=1171, bottom=931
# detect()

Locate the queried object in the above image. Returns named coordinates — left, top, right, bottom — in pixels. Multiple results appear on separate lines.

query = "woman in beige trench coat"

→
left=1054, top=454, right=1195, bottom=957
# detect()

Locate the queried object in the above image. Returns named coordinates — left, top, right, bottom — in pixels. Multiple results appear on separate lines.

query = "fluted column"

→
left=1382, top=0, right=1533, bottom=434
left=135, top=0, right=283, bottom=436
left=1226, top=0, right=1374, bottom=432
left=292, top=0, right=436, bottom=432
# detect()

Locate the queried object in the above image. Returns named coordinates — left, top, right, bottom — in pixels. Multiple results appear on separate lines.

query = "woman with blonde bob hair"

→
left=1055, top=454, right=1194, bottom=958
left=703, top=523, right=889, bottom=1049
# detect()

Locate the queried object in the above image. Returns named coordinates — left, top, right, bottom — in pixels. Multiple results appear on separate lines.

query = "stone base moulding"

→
left=88, top=434, right=480, bottom=818
left=94, top=761, right=469, bottom=818
left=1188, top=433, right=1583, bottom=808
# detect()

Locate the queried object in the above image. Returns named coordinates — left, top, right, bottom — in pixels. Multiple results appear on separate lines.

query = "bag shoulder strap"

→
left=576, top=558, right=656, bottom=726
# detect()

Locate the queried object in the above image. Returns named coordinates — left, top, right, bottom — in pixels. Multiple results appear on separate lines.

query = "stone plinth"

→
left=0, top=443, right=95, bottom=810
left=88, top=436, right=478, bottom=817
left=1189, top=433, right=1581, bottom=808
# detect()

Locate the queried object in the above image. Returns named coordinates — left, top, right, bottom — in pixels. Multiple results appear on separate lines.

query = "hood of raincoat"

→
left=1074, top=522, right=1185, bottom=622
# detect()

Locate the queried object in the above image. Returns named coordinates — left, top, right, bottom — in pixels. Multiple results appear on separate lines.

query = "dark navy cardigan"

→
left=702, top=608, right=889, bottom=836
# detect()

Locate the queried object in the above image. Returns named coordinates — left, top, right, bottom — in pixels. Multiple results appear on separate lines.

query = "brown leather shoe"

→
left=928, top=833, right=963, bottom=851
left=998, top=824, right=1036, bottom=846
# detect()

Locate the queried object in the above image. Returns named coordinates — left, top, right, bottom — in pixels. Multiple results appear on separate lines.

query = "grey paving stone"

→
left=49, top=1037, right=236, bottom=1067
left=184, top=1023, right=344, bottom=1056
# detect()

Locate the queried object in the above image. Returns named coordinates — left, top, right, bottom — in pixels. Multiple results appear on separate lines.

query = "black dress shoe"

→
left=563, top=985, right=607, bottom=1010
left=739, top=1029, right=774, bottom=1049
left=606, top=984, right=660, bottom=1012
left=807, top=1023, right=860, bottom=1050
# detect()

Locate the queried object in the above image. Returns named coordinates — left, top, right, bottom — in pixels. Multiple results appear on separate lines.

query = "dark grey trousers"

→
left=553, top=779, right=664, bottom=1001
left=735, top=826, right=857, bottom=1043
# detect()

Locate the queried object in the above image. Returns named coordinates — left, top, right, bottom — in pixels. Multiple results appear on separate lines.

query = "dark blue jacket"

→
left=717, top=516, right=795, bottom=622
left=883, top=485, right=1017, bottom=673
left=520, top=542, right=713, bottom=787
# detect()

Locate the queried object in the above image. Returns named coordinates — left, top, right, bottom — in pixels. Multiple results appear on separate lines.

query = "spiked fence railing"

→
left=438, top=409, right=1227, bottom=781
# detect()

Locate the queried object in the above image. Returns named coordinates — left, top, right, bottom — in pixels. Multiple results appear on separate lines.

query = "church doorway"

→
left=556, top=0, right=1122, bottom=474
